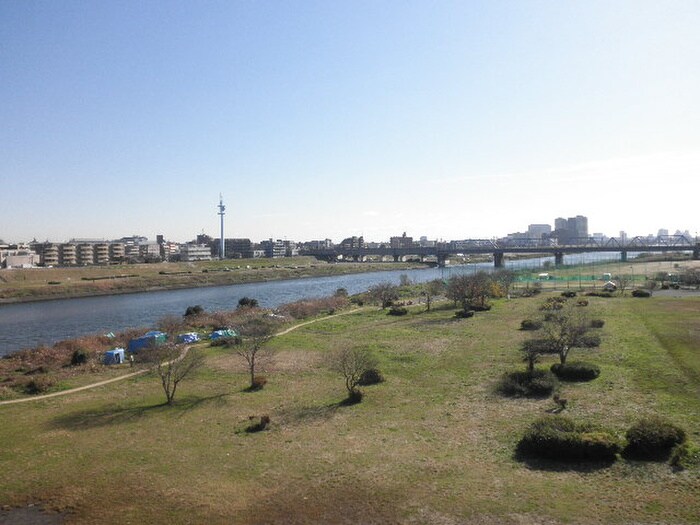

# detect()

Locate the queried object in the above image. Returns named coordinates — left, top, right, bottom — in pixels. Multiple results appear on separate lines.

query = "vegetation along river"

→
left=0, top=253, right=625, bottom=356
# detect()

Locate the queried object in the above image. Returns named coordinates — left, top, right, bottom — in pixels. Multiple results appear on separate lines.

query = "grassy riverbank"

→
left=0, top=257, right=423, bottom=303
left=1, top=292, right=698, bottom=524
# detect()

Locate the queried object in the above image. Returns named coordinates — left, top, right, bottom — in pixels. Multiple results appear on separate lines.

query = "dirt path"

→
left=0, top=308, right=363, bottom=406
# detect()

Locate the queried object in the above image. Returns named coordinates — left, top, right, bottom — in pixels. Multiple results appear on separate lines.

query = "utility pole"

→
left=218, top=194, right=225, bottom=260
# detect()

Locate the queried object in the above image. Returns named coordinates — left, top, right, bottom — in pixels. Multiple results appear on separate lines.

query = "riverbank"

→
left=0, top=257, right=425, bottom=304
left=1, top=294, right=698, bottom=524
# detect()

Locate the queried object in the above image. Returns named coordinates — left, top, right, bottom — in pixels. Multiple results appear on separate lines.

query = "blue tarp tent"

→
left=209, top=329, right=237, bottom=340
left=177, top=332, right=200, bottom=344
left=104, top=348, right=125, bottom=365
left=128, top=331, right=167, bottom=353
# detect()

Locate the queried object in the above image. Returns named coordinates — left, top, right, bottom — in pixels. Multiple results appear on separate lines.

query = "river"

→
left=0, top=253, right=627, bottom=356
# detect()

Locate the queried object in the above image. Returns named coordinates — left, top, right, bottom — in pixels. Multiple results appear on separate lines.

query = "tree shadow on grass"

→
left=48, top=392, right=231, bottom=430
left=276, top=401, right=344, bottom=427
left=513, top=449, right=616, bottom=473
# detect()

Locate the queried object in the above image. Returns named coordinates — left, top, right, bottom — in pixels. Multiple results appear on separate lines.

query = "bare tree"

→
left=422, top=279, right=445, bottom=312
left=535, top=303, right=591, bottom=364
left=328, top=345, right=378, bottom=403
left=617, top=275, right=633, bottom=296
left=231, top=312, right=278, bottom=389
left=154, top=343, right=204, bottom=405
left=446, top=271, right=493, bottom=312
left=368, top=282, right=399, bottom=309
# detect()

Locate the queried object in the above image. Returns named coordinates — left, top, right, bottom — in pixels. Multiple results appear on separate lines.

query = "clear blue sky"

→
left=2, top=1, right=699, bottom=243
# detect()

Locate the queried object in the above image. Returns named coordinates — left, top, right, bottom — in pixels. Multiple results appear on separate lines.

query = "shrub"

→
left=624, top=416, right=687, bottom=460
left=454, top=310, right=475, bottom=319
left=631, top=289, right=651, bottom=298
left=358, top=368, right=384, bottom=386
left=578, top=334, right=601, bottom=348
left=237, top=297, right=259, bottom=308
left=184, top=305, right=204, bottom=316
left=388, top=306, right=408, bottom=316
left=561, top=291, right=577, bottom=298
left=250, top=375, right=268, bottom=391
left=551, top=362, right=600, bottom=382
left=517, top=416, right=621, bottom=462
left=590, top=319, right=605, bottom=328
left=24, top=376, right=55, bottom=395
left=670, top=442, right=700, bottom=470
left=576, top=299, right=589, bottom=307
left=70, top=349, right=89, bottom=366
left=520, top=319, right=543, bottom=331
left=246, top=415, right=270, bottom=433
left=469, top=304, right=492, bottom=312
left=497, top=370, right=557, bottom=398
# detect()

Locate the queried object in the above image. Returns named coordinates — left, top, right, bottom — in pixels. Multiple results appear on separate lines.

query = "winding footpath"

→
left=0, top=308, right=363, bottom=406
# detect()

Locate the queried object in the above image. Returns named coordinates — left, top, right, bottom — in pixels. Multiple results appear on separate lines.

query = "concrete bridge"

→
left=302, top=235, right=700, bottom=268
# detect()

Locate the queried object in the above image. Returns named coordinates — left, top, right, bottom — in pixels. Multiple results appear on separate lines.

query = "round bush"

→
left=578, top=334, right=601, bottom=348
left=470, top=304, right=492, bottom=312
left=454, top=310, right=475, bottom=319
left=624, top=416, right=687, bottom=460
left=358, top=368, right=384, bottom=386
left=551, top=362, right=600, bottom=382
left=631, top=289, right=652, bottom=298
left=520, top=319, right=543, bottom=331
left=497, top=370, right=557, bottom=398
left=561, top=291, right=577, bottom=298
left=590, top=319, right=605, bottom=328
left=71, top=349, right=89, bottom=366
left=517, top=416, right=621, bottom=462
left=387, top=306, right=408, bottom=316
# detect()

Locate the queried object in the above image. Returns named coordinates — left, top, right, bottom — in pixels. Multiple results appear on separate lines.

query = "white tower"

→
left=217, top=194, right=226, bottom=260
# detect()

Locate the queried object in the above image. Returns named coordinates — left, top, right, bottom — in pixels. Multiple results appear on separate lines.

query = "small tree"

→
left=368, top=282, right=399, bottom=309
left=231, top=312, right=278, bottom=389
left=154, top=343, right=204, bottom=405
left=237, top=296, right=259, bottom=309
left=617, top=275, right=632, bottom=296
left=535, top=303, right=592, bottom=364
left=422, top=279, right=445, bottom=312
left=329, top=345, right=378, bottom=403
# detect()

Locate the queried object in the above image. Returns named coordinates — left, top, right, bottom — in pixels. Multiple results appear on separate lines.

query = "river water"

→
left=0, top=253, right=626, bottom=356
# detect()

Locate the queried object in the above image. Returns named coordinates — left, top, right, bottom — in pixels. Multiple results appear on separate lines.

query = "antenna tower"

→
left=217, top=194, right=226, bottom=260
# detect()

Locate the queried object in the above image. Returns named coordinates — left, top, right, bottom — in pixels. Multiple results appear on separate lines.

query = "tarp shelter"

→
left=128, top=331, right=167, bottom=353
left=104, top=348, right=125, bottom=365
left=603, top=281, right=618, bottom=292
left=177, top=332, right=200, bottom=344
left=210, top=329, right=237, bottom=341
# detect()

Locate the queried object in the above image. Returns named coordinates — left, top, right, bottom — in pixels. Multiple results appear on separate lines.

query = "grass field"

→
left=1, top=293, right=699, bottom=524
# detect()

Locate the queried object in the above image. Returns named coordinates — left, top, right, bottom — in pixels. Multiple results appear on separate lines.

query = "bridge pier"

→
left=554, top=252, right=564, bottom=266
left=620, top=251, right=627, bottom=263
left=437, top=254, right=448, bottom=267
left=493, top=252, right=504, bottom=268
left=694, top=244, right=700, bottom=260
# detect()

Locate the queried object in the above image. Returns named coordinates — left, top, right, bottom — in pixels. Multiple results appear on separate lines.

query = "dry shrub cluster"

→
left=277, top=296, right=349, bottom=319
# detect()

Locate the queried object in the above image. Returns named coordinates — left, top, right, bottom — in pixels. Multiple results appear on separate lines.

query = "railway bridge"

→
left=302, top=235, right=699, bottom=268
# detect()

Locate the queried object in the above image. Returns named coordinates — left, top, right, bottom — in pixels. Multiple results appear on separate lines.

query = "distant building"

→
left=0, top=248, right=39, bottom=268
left=180, top=244, right=212, bottom=262
left=260, top=239, right=286, bottom=258
left=339, top=236, right=364, bottom=250
left=390, top=232, right=414, bottom=249
left=527, top=224, right=552, bottom=239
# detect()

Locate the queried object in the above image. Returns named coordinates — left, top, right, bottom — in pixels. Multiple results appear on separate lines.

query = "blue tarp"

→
left=104, top=348, right=125, bottom=365
left=128, top=331, right=167, bottom=353
left=209, top=329, right=238, bottom=340
left=177, top=332, right=200, bottom=344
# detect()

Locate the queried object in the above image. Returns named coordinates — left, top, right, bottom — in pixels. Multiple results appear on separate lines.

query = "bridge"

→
left=302, top=235, right=700, bottom=268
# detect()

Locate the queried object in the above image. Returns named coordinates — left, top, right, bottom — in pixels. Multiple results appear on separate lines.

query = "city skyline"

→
left=2, top=2, right=699, bottom=243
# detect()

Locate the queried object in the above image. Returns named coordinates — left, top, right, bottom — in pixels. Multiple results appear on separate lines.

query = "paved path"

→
left=0, top=308, right=363, bottom=406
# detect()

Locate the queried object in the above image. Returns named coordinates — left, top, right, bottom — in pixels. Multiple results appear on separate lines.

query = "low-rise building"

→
left=180, top=244, right=212, bottom=262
